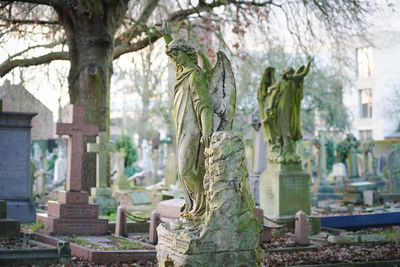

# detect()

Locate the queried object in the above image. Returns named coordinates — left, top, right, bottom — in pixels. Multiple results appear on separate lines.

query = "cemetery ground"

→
left=11, top=224, right=399, bottom=266
left=9, top=201, right=399, bottom=266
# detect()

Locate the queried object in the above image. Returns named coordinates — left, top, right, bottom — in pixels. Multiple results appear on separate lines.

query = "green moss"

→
left=29, top=220, right=44, bottom=232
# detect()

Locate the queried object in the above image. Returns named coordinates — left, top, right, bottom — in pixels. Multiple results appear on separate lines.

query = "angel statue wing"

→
left=209, top=51, right=236, bottom=132
left=257, top=67, right=275, bottom=123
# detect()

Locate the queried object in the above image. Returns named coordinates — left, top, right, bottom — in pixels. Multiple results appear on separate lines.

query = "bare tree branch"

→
left=0, top=51, right=68, bottom=77
left=1, top=0, right=68, bottom=7
left=113, top=32, right=161, bottom=59
left=6, top=39, right=65, bottom=60
left=0, top=15, right=59, bottom=25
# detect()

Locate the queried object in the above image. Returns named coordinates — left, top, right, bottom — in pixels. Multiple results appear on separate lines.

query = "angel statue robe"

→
left=172, top=64, right=212, bottom=219
left=258, top=63, right=310, bottom=157
left=268, top=75, right=303, bottom=148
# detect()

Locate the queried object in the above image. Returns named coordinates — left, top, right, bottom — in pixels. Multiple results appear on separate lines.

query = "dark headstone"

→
left=0, top=112, right=37, bottom=222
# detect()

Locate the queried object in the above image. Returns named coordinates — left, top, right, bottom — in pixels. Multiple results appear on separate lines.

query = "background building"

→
left=0, top=80, right=53, bottom=140
left=343, top=31, right=400, bottom=140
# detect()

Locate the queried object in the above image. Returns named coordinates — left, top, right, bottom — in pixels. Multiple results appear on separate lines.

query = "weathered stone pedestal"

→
left=37, top=191, right=108, bottom=235
left=0, top=200, right=20, bottom=239
left=260, top=162, right=310, bottom=220
left=156, top=132, right=262, bottom=267
left=90, top=187, right=118, bottom=215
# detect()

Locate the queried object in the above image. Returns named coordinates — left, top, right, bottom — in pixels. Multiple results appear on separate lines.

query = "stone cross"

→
left=87, top=132, right=115, bottom=188
left=342, top=133, right=360, bottom=178
left=119, top=148, right=126, bottom=178
left=56, top=105, right=99, bottom=191
left=314, top=130, right=328, bottom=181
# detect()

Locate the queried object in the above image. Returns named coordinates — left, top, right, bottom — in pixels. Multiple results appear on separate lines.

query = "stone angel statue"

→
left=155, top=19, right=236, bottom=221
left=257, top=57, right=312, bottom=162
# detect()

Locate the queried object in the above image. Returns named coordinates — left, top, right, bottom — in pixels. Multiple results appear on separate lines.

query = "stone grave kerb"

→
left=56, top=105, right=99, bottom=191
left=87, top=132, right=116, bottom=188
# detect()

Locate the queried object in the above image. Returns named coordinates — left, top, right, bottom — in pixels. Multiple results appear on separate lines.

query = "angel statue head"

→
left=281, top=67, right=295, bottom=80
left=166, top=38, right=198, bottom=66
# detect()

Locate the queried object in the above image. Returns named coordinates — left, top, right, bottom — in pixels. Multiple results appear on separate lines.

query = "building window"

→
left=357, top=46, right=373, bottom=79
left=359, top=130, right=373, bottom=140
left=359, top=89, right=372, bottom=119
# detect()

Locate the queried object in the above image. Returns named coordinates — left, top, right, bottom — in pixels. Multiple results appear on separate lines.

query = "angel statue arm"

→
left=155, top=19, right=172, bottom=45
left=197, top=50, right=213, bottom=74
left=294, top=56, right=313, bottom=79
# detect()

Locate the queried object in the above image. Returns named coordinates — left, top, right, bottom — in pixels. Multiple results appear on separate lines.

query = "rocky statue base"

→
left=156, top=132, right=263, bottom=267
left=260, top=161, right=310, bottom=220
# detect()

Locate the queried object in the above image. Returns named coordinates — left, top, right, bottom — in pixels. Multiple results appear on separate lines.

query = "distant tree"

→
left=114, top=134, right=138, bottom=168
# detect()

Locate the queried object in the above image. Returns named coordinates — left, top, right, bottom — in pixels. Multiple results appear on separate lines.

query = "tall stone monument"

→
left=37, top=105, right=108, bottom=235
left=257, top=57, right=313, bottom=219
left=113, top=148, right=131, bottom=190
left=342, top=134, right=376, bottom=204
left=342, top=133, right=360, bottom=179
left=312, top=131, right=339, bottom=201
left=155, top=20, right=262, bottom=266
left=0, top=111, right=37, bottom=222
left=248, top=109, right=267, bottom=205
left=87, top=132, right=118, bottom=215
left=53, top=147, right=67, bottom=185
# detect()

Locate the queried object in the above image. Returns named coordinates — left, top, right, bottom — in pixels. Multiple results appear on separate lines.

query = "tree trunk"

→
left=56, top=1, right=128, bottom=192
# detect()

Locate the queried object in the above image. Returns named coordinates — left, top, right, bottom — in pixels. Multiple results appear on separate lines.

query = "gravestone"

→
left=130, top=191, right=151, bottom=205
left=342, top=133, right=360, bottom=178
left=361, top=139, right=386, bottom=191
left=53, top=148, right=67, bottom=185
left=295, top=210, right=310, bottom=246
left=0, top=111, right=36, bottom=222
left=87, top=132, right=118, bottom=215
left=115, top=205, right=127, bottom=237
left=312, top=131, right=339, bottom=201
left=356, top=154, right=364, bottom=179
left=248, top=109, right=267, bottom=205
left=149, top=210, right=161, bottom=244
left=388, top=148, right=400, bottom=194
left=379, top=153, right=388, bottom=175
left=113, top=148, right=131, bottom=190
left=163, top=153, right=177, bottom=188
left=0, top=200, right=20, bottom=239
left=140, top=139, right=153, bottom=173
left=37, top=105, right=108, bottom=235
left=152, top=132, right=161, bottom=183
left=32, top=142, right=42, bottom=169
left=332, top=163, right=346, bottom=180
left=34, top=168, right=46, bottom=197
